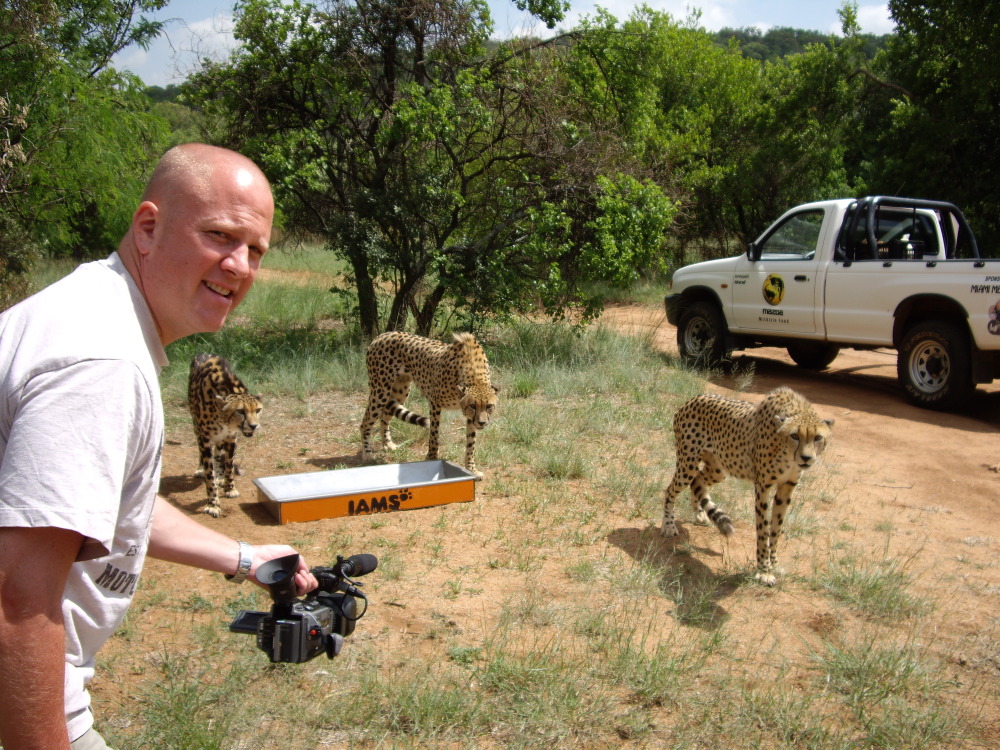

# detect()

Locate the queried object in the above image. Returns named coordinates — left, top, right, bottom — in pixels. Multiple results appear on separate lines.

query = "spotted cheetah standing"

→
left=188, top=354, right=263, bottom=517
left=661, top=386, right=833, bottom=585
left=360, top=331, right=499, bottom=478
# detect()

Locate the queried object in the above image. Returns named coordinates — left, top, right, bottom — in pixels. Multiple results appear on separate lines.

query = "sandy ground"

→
left=101, top=302, right=1000, bottom=746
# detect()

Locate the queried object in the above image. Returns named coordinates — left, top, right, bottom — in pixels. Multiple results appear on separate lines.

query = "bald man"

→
left=0, top=144, right=316, bottom=750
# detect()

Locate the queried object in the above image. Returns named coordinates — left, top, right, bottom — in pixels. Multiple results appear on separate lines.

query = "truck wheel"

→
left=787, top=343, right=840, bottom=370
left=677, top=301, right=729, bottom=367
left=897, top=321, right=974, bottom=410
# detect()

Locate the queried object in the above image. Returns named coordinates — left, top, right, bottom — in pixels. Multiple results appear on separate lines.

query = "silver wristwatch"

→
left=225, top=540, right=254, bottom=583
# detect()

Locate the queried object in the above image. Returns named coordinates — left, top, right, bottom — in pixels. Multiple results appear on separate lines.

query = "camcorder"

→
left=229, top=552, right=377, bottom=663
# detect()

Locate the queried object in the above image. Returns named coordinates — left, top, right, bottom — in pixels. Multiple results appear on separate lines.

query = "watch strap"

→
left=225, top=540, right=254, bottom=583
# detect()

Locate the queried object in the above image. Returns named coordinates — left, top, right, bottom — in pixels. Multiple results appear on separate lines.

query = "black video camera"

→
left=229, top=552, right=377, bottom=663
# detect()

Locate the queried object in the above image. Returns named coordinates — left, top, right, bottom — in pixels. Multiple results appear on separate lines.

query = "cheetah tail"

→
left=389, top=401, right=430, bottom=428
left=709, top=508, right=735, bottom=537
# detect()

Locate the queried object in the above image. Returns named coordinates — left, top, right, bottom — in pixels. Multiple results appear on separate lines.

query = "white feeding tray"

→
left=254, top=460, right=478, bottom=524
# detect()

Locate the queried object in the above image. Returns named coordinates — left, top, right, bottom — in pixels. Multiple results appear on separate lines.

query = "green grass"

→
left=810, top=543, right=931, bottom=621
left=259, top=241, right=349, bottom=276
left=807, top=630, right=967, bottom=748
left=29, top=257, right=79, bottom=291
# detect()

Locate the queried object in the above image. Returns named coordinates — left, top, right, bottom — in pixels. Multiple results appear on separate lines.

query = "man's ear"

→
left=132, top=201, right=159, bottom=255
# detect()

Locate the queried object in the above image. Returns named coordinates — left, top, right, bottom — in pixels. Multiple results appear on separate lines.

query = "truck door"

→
left=731, top=208, right=826, bottom=335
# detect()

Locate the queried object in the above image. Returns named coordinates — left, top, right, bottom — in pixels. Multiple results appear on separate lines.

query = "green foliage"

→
left=187, top=0, right=676, bottom=337
left=0, top=0, right=170, bottom=293
left=0, top=211, right=39, bottom=311
left=22, top=66, right=167, bottom=259
left=149, top=100, right=217, bottom=147
left=863, top=1, right=1000, bottom=249
left=714, top=25, right=890, bottom=62
left=567, top=6, right=864, bottom=253
left=11, top=0, right=1000, bottom=313
left=144, top=83, right=183, bottom=103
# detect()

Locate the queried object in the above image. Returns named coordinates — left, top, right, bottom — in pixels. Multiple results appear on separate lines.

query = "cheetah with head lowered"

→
left=360, top=331, right=499, bottom=478
left=662, top=386, right=833, bottom=585
left=188, top=354, right=263, bottom=518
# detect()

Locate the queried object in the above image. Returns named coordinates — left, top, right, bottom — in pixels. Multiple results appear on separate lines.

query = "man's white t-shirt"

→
left=0, top=253, right=168, bottom=741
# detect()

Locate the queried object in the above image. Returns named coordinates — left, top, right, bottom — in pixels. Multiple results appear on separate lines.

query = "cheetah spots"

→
left=188, top=354, right=262, bottom=518
left=360, top=332, right=497, bottom=477
left=661, top=386, right=832, bottom=583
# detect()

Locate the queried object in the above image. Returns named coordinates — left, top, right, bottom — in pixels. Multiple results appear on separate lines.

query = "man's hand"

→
left=148, top=497, right=317, bottom=596
left=249, top=544, right=318, bottom=596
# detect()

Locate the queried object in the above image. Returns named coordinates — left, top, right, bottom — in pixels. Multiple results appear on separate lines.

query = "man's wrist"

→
left=225, top=540, right=254, bottom=583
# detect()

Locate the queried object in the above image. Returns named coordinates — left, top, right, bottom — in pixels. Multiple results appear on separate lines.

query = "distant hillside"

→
left=713, top=26, right=890, bottom=60
left=145, top=83, right=183, bottom=103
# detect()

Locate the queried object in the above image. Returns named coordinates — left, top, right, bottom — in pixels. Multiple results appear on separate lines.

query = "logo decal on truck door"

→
left=988, top=301, right=1000, bottom=335
left=763, top=274, right=785, bottom=305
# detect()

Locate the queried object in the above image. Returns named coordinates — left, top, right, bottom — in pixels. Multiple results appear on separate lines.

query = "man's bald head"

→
left=142, top=143, right=270, bottom=206
left=120, top=144, right=275, bottom=345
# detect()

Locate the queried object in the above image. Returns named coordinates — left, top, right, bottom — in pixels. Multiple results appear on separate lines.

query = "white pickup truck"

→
left=665, top=196, right=1000, bottom=410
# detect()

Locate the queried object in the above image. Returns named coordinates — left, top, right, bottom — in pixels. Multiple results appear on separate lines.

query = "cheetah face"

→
left=460, top=384, right=499, bottom=430
left=217, top=393, right=263, bottom=437
left=777, top=415, right=833, bottom=468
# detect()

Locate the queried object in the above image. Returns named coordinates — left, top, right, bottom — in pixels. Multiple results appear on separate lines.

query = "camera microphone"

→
left=335, top=553, right=378, bottom=578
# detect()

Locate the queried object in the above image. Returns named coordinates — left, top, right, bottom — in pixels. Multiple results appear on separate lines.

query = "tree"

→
left=189, top=0, right=674, bottom=337
left=0, top=0, right=168, bottom=286
left=866, top=0, right=1000, bottom=249
left=713, top=25, right=889, bottom=63
left=567, top=5, right=865, bottom=254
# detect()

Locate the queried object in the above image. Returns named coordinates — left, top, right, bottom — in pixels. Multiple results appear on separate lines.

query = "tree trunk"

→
left=412, top=285, right=446, bottom=336
left=347, top=253, right=380, bottom=339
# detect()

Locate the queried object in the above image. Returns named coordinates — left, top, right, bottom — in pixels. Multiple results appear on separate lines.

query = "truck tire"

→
left=897, top=321, right=974, bottom=410
left=787, top=343, right=840, bottom=370
left=677, top=301, right=729, bottom=367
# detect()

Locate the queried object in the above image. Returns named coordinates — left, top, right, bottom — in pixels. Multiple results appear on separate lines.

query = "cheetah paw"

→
left=660, top=521, right=680, bottom=537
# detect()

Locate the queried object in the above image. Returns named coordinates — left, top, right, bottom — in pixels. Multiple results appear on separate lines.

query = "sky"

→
left=115, top=0, right=896, bottom=88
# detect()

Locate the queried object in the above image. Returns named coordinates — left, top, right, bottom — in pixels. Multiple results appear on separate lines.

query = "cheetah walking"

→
left=188, top=354, right=263, bottom=517
left=661, top=386, right=833, bottom=585
left=360, top=332, right=498, bottom=478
